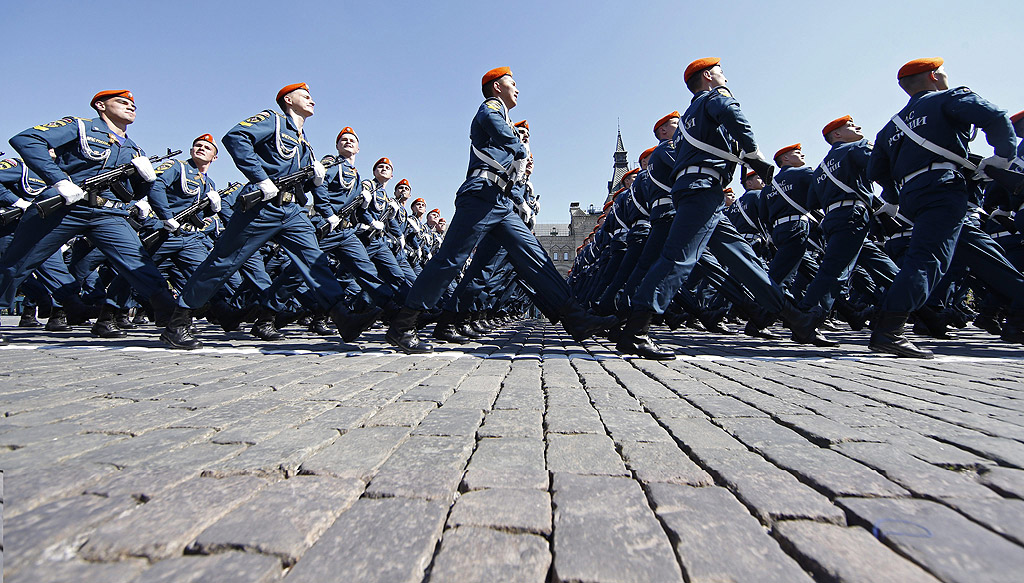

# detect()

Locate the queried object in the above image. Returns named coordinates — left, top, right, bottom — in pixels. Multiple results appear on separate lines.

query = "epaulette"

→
left=238, top=110, right=274, bottom=128
left=950, top=86, right=972, bottom=96
left=32, top=116, right=81, bottom=132
left=0, top=158, right=21, bottom=171
left=715, top=87, right=733, bottom=98
left=484, top=97, right=503, bottom=111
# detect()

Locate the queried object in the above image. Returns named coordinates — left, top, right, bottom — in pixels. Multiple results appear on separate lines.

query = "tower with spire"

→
left=606, top=123, right=630, bottom=204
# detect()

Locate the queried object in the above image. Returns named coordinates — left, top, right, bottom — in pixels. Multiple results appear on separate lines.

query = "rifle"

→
left=315, top=193, right=363, bottom=238
left=238, top=154, right=339, bottom=212
left=140, top=182, right=241, bottom=251
left=34, top=149, right=182, bottom=218
left=0, top=205, right=24, bottom=226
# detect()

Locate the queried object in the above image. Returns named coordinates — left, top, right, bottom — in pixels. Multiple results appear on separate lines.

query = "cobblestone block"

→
left=365, top=435, right=475, bottom=501
left=447, top=488, right=551, bottom=535
left=546, top=433, right=628, bottom=476
left=835, top=442, right=999, bottom=499
left=133, top=551, right=281, bottom=583
left=545, top=405, right=604, bottom=434
left=647, top=483, right=814, bottom=583
left=618, top=440, right=713, bottom=486
left=551, top=473, right=683, bottom=583
left=978, top=466, right=1024, bottom=498
left=759, top=444, right=910, bottom=497
left=478, top=408, right=543, bottom=439
left=283, top=497, right=447, bottom=583
left=298, top=426, right=411, bottom=481
left=598, top=408, right=674, bottom=442
left=427, top=526, right=550, bottom=583
left=411, top=407, right=484, bottom=436
left=363, top=401, right=437, bottom=427
left=462, top=437, right=547, bottom=491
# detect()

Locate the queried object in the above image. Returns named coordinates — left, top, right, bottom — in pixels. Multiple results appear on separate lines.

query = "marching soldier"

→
left=867, top=58, right=1019, bottom=357
left=385, top=66, right=614, bottom=353
left=1, top=89, right=178, bottom=345
left=160, top=83, right=379, bottom=349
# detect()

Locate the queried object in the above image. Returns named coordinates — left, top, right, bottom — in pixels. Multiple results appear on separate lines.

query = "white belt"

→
left=651, top=197, right=673, bottom=208
left=896, top=162, right=958, bottom=188
left=887, top=231, right=912, bottom=241
left=773, top=214, right=808, bottom=228
left=470, top=169, right=508, bottom=190
left=989, top=230, right=1013, bottom=239
left=612, top=228, right=628, bottom=236
left=674, top=165, right=722, bottom=182
left=825, top=199, right=860, bottom=213
left=635, top=220, right=650, bottom=227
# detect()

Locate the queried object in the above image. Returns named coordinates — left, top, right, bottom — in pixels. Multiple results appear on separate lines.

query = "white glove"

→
left=510, top=158, right=528, bottom=179
left=133, top=197, right=153, bottom=217
left=131, top=156, right=157, bottom=182
left=311, top=160, right=326, bottom=186
left=55, top=179, right=86, bottom=204
left=974, top=155, right=1012, bottom=180
left=876, top=202, right=898, bottom=217
left=258, top=178, right=279, bottom=201
left=327, top=214, right=341, bottom=231
left=990, top=208, right=1013, bottom=219
left=361, top=189, right=373, bottom=208
left=371, top=219, right=385, bottom=231
left=206, top=190, right=222, bottom=213
left=517, top=200, right=532, bottom=219
left=161, top=218, right=180, bottom=232
left=13, top=198, right=31, bottom=210
left=741, top=149, right=769, bottom=165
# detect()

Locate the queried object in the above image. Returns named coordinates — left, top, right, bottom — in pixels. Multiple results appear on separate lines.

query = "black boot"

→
left=973, top=307, right=1003, bottom=336
left=114, top=308, right=137, bottom=330
left=779, top=301, right=838, bottom=347
left=44, top=307, right=72, bottom=331
left=615, top=311, right=675, bottom=360
left=456, top=311, right=483, bottom=340
left=432, top=310, right=470, bottom=344
left=92, top=305, right=128, bottom=338
left=699, top=307, right=733, bottom=334
left=913, top=305, right=956, bottom=340
left=330, top=302, right=381, bottom=343
left=160, top=307, right=202, bottom=350
left=274, top=309, right=305, bottom=331
left=211, top=300, right=248, bottom=333
left=385, top=306, right=433, bottom=353
left=835, top=298, right=872, bottom=332
left=470, top=311, right=490, bottom=334
left=63, top=296, right=98, bottom=326
left=150, top=290, right=178, bottom=328
left=18, top=306, right=41, bottom=328
left=869, top=311, right=934, bottom=358
left=251, top=308, right=285, bottom=341
left=560, top=300, right=617, bottom=342
left=1000, top=309, right=1024, bottom=344
left=307, top=311, right=335, bottom=336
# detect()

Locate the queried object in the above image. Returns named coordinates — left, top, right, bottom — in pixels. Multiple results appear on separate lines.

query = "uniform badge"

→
left=32, top=116, right=76, bottom=132
left=239, top=111, right=271, bottom=127
left=155, top=160, right=175, bottom=174
left=716, top=87, right=733, bottom=98
left=485, top=100, right=501, bottom=111
left=0, top=158, right=19, bottom=170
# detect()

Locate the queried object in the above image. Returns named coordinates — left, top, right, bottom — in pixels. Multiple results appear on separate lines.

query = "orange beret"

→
left=639, top=146, right=657, bottom=163
left=773, top=143, right=801, bottom=162
left=429, top=208, right=440, bottom=215
left=193, top=134, right=215, bottom=145
left=336, top=126, right=358, bottom=143
left=623, top=168, right=640, bottom=180
left=514, top=120, right=529, bottom=130
left=482, top=66, right=512, bottom=86
left=397, top=179, right=410, bottom=188
left=724, top=187, right=735, bottom=194
left=744, top=169, right=758, bottom=179
left=1010, top=110, right=1024, bottom=124
left=897, top=58, right=943, bottom=80
left=276, top=83, right=309, bottom=104
left=822, top=115, right=853, bottom=139
left=91, top=90, right=133, bottom=108
left=375, top=157, right=392, bottom=168
left=684, top=58, right=720, bottom=83
left=412, top=197, right=425, bottom=205
left=603, top=200, right=614, bottom=210
left=653, top=111, right=680, bottom=134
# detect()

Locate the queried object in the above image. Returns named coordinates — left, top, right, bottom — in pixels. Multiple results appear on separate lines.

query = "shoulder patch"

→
left=485, top=101, right=501, bottom=111
left=154, top=160, right=176, bottom=175
left=0, top=158, right=21, bottom=171
left=950, top=86, right=972, bottom=96
left=32, top=116, right=77, bottom=132
left=716, top=87, right=733, bottom=98
left=239, top=111, right=272, bottom=127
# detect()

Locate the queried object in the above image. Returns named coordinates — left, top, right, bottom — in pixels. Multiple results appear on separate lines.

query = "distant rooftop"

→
left=535, top=223, right=571, bottom=236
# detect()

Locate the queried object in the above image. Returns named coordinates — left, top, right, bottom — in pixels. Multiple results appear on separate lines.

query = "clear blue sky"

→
left=2, top=0, right=1020, bottom=223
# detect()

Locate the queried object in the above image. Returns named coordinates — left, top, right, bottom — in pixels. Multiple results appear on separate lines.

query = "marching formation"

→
left=571, top=57, right=1024, bottom=359
left=1, top=58, right=1021, bottom=361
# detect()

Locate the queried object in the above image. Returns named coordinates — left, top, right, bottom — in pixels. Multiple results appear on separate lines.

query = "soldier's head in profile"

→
left=276, top=83, right=314, bottom=118
left=774, top=144, right=805, bottom=168
left=653, top=112, right=679, bottom=141
left=395, top=179, right=411, bottom=203
left=91, top=90, right=136, bottom=127
left=684, top=58, right=725, bottom=94
left=897, top=58, right=948, bottom=97
left=822, top=116, right=864, bottom=145
left=743, top=169, right=764, bottom=191
left=482, top=66, right=518, bottom=109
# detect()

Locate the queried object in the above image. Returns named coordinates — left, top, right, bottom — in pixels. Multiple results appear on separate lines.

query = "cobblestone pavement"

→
left=2, top=315, right=1024, bottom=582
